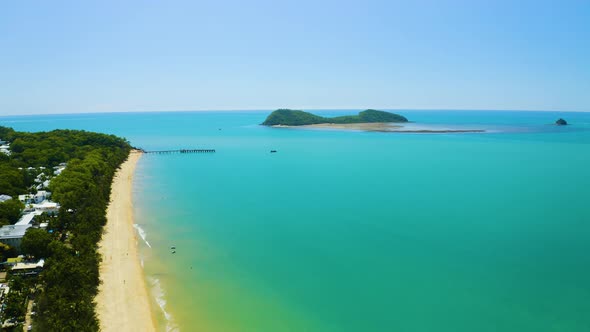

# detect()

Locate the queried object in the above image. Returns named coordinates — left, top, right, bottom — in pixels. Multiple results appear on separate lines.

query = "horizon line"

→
left=0, top=107, right=588, bottom=117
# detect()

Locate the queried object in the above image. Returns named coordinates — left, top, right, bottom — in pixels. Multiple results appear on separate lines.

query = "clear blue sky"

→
left=1, top=0, right=589, bottom=115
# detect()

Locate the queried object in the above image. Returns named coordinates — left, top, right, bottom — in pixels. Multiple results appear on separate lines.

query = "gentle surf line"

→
left=149, top=276, right=179, bottom=332
left=134, top=223, right=152, bottom=248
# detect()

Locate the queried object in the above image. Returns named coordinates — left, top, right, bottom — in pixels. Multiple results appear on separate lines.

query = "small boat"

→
left=270, top=150, right=277, bottom=153
left=172, top=251, right=176, bottom=254
left=171, top=246, right=176, bottom=250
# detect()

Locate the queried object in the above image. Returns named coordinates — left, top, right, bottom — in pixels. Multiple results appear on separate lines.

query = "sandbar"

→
left=274, top=123, right=485, bottom=133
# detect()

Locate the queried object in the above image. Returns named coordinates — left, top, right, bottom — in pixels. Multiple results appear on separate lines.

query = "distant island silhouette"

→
left=261, top=109, right=408, bottom=126
left=261, top=109, right=488, bottom=133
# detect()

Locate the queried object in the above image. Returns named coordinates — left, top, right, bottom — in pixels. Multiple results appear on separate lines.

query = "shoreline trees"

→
left=0, top=125, right=131, bottom=330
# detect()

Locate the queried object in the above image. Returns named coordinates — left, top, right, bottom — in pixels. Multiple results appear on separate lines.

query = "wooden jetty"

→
left=139, top=149, right=215, bottom=154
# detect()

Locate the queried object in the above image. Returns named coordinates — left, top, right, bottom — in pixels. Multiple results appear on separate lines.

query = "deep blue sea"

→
left=2, top=110, right=590, bottom=331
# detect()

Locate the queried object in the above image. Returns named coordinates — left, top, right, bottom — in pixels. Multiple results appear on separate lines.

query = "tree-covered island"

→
left=261, top=109, right=409, bottom=126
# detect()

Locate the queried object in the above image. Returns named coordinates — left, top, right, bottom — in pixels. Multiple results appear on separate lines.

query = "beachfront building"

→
left=10, top=259, right=45, bottom=277
left=0, top=224, right=32, bottom=251
left=0, top=195, right=12, bottom=203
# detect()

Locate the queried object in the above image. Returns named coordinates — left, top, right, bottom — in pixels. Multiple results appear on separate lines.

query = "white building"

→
left=0, top=144, right=10, bottom=156
left=32, top=201, right=59, bottom=215
left=11, top=259, right=45, bottom=276
left=0, top=195, right=12, bottom=203
left=18, top=194, right=34, bottom=205
left=18, top=191, right=51, bottom=205
left=18, top=194, right=35, bottom=205
left=0, top=224, right=32, bottom=251
left=53, top=165, right=66, bottom=175
left=15, top=211, right=43, bottom=226
left=35, top=191, right=51, bottom=203
left=36, top=180, right=51, bottom=190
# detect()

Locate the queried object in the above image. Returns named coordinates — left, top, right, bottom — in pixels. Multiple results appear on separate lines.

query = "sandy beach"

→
left=96, top=150, right=156, bottom=332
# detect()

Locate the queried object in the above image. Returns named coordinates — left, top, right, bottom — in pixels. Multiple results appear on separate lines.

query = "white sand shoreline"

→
left=96, top=150, right=156, bottom=332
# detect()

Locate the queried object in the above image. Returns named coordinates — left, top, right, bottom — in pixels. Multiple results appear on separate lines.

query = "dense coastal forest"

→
left=0, top=125, right=131, bottom=330
left=261, top=109, right=409, bottom=126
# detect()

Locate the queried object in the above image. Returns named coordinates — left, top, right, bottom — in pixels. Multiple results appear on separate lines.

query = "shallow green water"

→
left=3, top=110, right=590, bottom=331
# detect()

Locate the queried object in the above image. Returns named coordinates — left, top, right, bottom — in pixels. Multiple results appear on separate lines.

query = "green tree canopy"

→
left=21, top=227, right=53, bottom=258
left=0, top=242, right=16, bottom=262
left=0, top=198, right=24, bottom=226
left=261, top=109, right=409, bottom=126
left=0, top=125, right=131, bottom=329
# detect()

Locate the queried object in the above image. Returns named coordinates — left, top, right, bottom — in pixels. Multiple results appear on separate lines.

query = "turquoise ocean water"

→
left=2, top=110, right=590, bottom=331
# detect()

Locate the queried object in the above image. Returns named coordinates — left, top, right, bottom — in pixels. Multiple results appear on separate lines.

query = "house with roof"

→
left=0, top=224, right=32, bottom=251
left=31, top=201, right=59, bottom=215
left=53, top=165, right=66, bottom=175
left=10, top=259, right=45, bottom=277
left=0, top=143, right=9, bottom=156
left=15, top=211, right=43, bottom=226
left=18, top=191, right=51, bottom=205
left=18, top=194, right=35, bottom=205
left=36, top=180, right=51, bottom=190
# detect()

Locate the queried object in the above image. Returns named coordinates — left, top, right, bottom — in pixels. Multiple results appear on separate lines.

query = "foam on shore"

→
left=134, top=223, right=152, bottom=248
left=148, top=276, right=179, bottom=332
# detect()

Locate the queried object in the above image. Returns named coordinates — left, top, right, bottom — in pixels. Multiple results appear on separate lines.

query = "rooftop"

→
left=36, top=191, right=50, bottom=197
left=32, top=201, right=58, bottom=209
left=15, top=211, right=43, bottom=226
left=12, top=259, right=45, bottom=271
left=0, top=224, right=32, bottom=239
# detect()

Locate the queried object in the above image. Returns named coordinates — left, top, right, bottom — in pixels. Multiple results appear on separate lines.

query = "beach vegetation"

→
left=0, top=125, right=131, bottom=330
left=21, top=228, right=52, bottom=258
